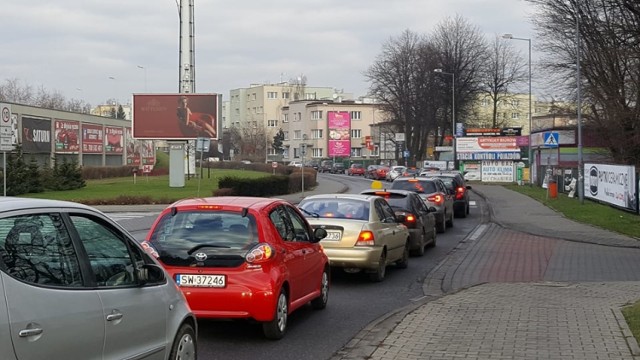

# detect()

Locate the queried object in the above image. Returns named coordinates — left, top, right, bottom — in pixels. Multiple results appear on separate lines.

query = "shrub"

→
left=288, top=171, right=318, bottom=193
left=212, top=187, right=236, bottom=197
left=82, top=166, right=139, bottom=180
left=218, top=175, right=289, bottom=197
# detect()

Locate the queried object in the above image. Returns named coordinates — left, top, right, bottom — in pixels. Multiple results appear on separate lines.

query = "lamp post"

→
left=434, top=69, right=456, bottom=170
left=108, top=76, right=118, bottom=116
left=503, top=33, right=533, bottom=186
left=137, top=65, right=147, bottom=92
left=301, top=134, right=308, bottom=198
left=575, top=8, right=584, bottom=204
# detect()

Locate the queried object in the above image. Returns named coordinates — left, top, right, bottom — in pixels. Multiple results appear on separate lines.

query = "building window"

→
left=283, top=113, right=289, bottom=123
left=511, top=99, right=520, bottom=107
left=297, top=112, right=302, bottom=122
left=294, top=130, right=302, bottom=139
left=311, top=110, right=323, bottom=120
left=311, top=129, right=323, bottom=139
left=481, top=98, right=489, bottom=106
left=293, top=148, right=300, bottom=158
left=252, top=121, right=257, bottom=128
left=350, top=111, right=362, bottom=120
left=268, top=148, right=279, bottom=156
left=267, top=92, right=278, bottom=99
left=351, top=148, right=362, bottom=157
left=511, top=112, right=520, bottom=119
left=351, top=129, right=362, bottom=139
left=305, top=93, right=316, bottom=100
left=282, top=92, right=290, bottom=99
left=283, top=131, right=289, bottom=140
left=312, top=148, right=323, bottom=158
left=251, top=93, right=257, bottom=101
left=267, top=119, right=278, bottom=127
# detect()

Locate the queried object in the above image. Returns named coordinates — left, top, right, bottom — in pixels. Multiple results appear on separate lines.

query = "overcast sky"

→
left=2, top=0, right=537, bottom=107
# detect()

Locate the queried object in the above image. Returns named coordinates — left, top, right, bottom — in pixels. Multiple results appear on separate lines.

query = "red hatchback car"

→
left=347, top=163, right=366, bottom=176
left=143, top=197, right=330, bottom=340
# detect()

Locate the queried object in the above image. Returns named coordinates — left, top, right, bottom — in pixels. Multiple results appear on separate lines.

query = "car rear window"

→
left=366, top=193, right=409, bottom=210
left=299, top=199, right=369, bottom=220
left=390, top=180, right=437, bottom=194
left=148, top=211, right=258, bottom=255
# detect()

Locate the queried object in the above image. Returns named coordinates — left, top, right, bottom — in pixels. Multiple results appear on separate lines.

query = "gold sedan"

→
left=298, top=194, right=410, bottom=282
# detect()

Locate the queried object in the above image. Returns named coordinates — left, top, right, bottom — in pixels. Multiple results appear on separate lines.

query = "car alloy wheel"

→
left=412, top=229, right=426, bottom=257
left=396, top=241, right=410, bottom=269
left=311, top=268, right=329, bottom=309
left=263, top=289, right=288, bottom=340
left=428, top=225, right=437, bottom=247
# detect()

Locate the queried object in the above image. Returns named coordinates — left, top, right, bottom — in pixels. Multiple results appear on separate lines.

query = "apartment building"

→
left=281, top=99, right=384, bottom=163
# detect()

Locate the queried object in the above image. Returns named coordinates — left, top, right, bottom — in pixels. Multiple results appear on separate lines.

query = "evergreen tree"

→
left=26, top=157, right=44, bottom=193
left=117, top=105, right=126, bottom=119
left=5, top=146, right=30, bottom=196
left=272, top=129, right=285, bottom=154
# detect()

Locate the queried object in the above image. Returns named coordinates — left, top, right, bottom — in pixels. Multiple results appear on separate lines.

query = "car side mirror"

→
left=137, top=264, right=166, bottom=285
left=466, top=185, right=472, bottom=189
left=313, top=228, right=327, bottom=242
left=428, top=206, right=437, bottom=213
left=395, top=214, right=406, bottom=223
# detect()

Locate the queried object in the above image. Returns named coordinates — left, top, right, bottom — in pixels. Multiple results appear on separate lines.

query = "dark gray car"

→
left=0, top=197, right=196, bottom=360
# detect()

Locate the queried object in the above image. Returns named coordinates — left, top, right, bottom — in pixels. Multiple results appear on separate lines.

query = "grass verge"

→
left=504, top=184, right=640, bottom=238
left=21, top=169, right=270, bottom=204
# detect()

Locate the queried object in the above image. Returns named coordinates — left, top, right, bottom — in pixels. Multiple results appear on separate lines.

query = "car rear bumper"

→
left=323, top=246, right=384, bottom=270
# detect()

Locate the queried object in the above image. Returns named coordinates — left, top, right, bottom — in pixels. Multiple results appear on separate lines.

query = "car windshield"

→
left=391, top=180, right=437, bottom=194
left=298, top=198, right=369, bottom=220
left=148, top=210, right=258, bottom=261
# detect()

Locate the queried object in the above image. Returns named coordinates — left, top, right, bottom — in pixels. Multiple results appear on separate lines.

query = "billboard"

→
left=585, top=163, right=637, bottom=212
left=328, top=111, right=350, bottom=157
left=54, top=120, right=80, bottom=153
left=22, top=117, right=51, bottom=153
left=133, top=93, right=218, bottom=140
left=82, top=123, right=103, bottom=154
left=105, top=126, right=124, bottom=154
left=481, top=161, right=515, bottom=182
left=125, top=127, right=139, bottom=166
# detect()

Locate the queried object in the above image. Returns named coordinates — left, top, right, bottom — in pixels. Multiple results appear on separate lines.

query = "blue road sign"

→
left=543, top=132, right=559, bottom=148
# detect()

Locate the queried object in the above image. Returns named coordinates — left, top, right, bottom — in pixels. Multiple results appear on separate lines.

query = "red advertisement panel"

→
left=54, top=120, right=80, bottom=153
left=133, top=93, right=218, bottom=140
left=105, top=126, right=124, bottom=154
left=125, top=127, right=140, bottom=166
left=82, top=124, right=103, bottom=153
left=328, top=111, right=351, bottom=157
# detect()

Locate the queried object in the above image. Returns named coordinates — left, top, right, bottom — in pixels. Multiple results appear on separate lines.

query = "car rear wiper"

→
left=297, top=207, right=320, bottom=218
left=187, top=244, right=231, bottom=254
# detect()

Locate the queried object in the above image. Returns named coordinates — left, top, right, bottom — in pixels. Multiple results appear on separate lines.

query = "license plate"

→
left=176, top=274, right=226, bottom=288
left=325, top=231, right=341, bottom=241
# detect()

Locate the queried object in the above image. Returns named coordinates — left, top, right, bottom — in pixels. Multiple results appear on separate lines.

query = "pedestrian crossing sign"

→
left=543, top=132, right=559, bottom=148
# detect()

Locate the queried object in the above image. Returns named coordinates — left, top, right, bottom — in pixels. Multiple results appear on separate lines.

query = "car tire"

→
left=310, top=268, right=330, bottom=310
left=168, top=323, right=197, bottom=360
left=412, top=229, right=426, bottom=257
left=396, top=241, right=410, bottom=268
left=436, top=218, right=446, bottom=233
left=466, top=203, right=470, bottom=215
left=428, top=226, right=437, bottom=248
left=369, top=251, right=387, bottom=282
left=263, top=289, right=288, bottom=340
left=446, top=211, right=454, bottom=228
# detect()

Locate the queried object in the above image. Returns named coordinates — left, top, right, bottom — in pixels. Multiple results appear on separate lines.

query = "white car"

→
left=288, top=161, right=303, bottom=167
left=386, top=166, right=406, bottom=181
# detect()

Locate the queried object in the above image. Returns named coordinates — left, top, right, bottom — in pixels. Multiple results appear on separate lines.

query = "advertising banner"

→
left=105, top=126, right=124, bottom=154
left=133, top=93, right=218, bottom=140
left=457, top=152, right=521, bottom=161
left=82, top=124, right=103, bottom=154
left=456, top=137, right=519, bottom=152
left=481, top=161, right=515, bottom=182
left=328, top=111, right=351, bottom=157
left=125, top=127, right=140, bottom=166
left=585, top=163, right=637, bottom=211
left=21, top=117, right=51, bottom=153
left=54, top=120, right=80, bottom=153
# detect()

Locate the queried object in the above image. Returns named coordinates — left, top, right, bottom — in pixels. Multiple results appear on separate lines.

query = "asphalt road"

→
left=114, top=174, right=483, bottom=360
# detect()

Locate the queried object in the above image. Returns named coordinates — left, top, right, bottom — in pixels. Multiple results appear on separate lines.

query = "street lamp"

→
left=137, top=65, right=147, bottom=92
left=575, top=9, right=584, bottom=204
left=108, top=76, right=118, bottom=114
left=503, top=33, right=533, bottom=186
left=301, top=134, right=308, bottom=198
left=434, top=69, right=456, bottom=170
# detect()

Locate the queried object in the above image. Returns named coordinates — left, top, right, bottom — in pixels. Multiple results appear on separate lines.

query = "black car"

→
left=361, top=189, right=437, bottom=256
left=330, top=163, right=345, bottom=174
left=420, top=171, right=471, bottom=218
left=319, top=160, right=333, bottom=173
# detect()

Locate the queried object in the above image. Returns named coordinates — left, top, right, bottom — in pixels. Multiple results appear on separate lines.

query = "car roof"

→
left=301, top=194, right=379, bottom=202
left=394, top=176, right=439, bottom=182
left=360, top=189, right=415, bottom=197
left=0, top=197, right=98, bottom=214
left=168, top=196, right=283, bottom=210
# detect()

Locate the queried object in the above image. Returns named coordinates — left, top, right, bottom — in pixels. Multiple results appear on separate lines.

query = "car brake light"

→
left=197, top=205, right=223, bottom=210
left=245, top=243, right=274, bottom=264
left=406, top=214, right=416, bottom=222
left=455, top=186, right=465, bottom=200
left=356, top=231, right=375, bottom=246
left=427, top=194, right=444, bottom=205
left=141, top=241, right=159, bottom=258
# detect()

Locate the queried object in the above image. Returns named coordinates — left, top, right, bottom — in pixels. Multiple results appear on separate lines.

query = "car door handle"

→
left=19, top=328, right=43, bottom=337
left=106, top=312, right=123, bottom=321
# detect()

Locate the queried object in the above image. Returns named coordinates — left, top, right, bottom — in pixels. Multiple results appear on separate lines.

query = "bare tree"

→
left=432, top=15, right=489, bottom=136
left=528, top=0, right=640, bottom=165
left=477, top=35, right=528, bottom=128
left=0, top=78, right=93, bottom=114
left=228, top=121, right=269, bottom=161
left=0, top=78, right=34, bottom=104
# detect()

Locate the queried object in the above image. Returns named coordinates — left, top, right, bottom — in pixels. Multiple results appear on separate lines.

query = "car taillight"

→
left=355, top=231, right=375, bottom=246
left=245, top=243, right=274, bottom=264
left=141, top=241, right=159, bottom=258
left=427, top=194, right=444, bottom=205
left=404, top=214, right=417, bottom=228
left=455, top=186, right=465, bottom=200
